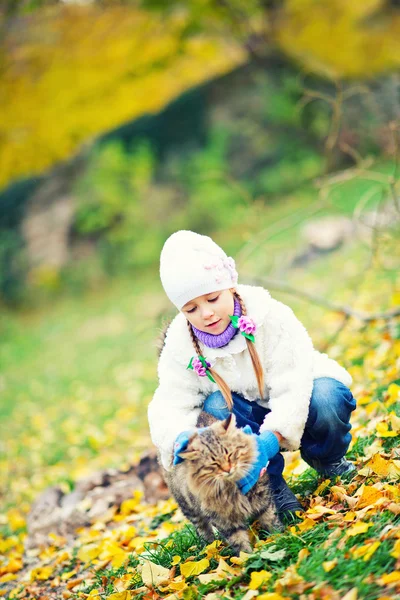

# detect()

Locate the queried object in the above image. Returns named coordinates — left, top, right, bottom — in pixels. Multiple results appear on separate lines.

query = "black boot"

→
left=303, top=456, right=356, bottom=479
left=272, top=479, right=304, bottom=520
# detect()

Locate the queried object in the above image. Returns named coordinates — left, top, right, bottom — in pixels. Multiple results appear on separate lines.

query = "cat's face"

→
left=179, top=414, right=256, bottom=492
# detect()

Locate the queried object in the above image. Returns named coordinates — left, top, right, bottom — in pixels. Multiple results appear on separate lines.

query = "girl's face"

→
left=182, top=288, right=235, bottom=334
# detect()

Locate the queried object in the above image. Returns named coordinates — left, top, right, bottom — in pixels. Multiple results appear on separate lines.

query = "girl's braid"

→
left=234, top=291, right=265, bottom=400
left=187, top=320, right=202, bottom=357
left=234, top=291, right=247, bottom=317
left=186, top=319, right=233, bottom=410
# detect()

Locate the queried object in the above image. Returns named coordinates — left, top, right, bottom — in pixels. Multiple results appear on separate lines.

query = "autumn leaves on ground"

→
left=1, top=303, right=399, bottom=599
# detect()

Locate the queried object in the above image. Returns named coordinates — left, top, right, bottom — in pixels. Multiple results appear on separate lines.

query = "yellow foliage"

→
left=278, top=0, right=400, bottom=79
left=0, top=5, right=244, bottom=189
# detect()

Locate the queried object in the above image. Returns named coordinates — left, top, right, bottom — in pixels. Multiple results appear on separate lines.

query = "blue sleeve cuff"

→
left=259, top=430, right=280, bottom=458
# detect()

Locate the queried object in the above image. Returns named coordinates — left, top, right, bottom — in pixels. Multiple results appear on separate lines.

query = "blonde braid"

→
left=234, top=291, right=265, bottom=400
left=187, top=320, right=233, bottom=411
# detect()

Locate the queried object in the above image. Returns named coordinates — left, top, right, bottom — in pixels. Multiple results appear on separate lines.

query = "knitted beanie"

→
left=160, top=230, right=239, bottom=310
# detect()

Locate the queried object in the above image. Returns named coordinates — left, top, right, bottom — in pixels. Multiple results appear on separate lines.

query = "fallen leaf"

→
left=260, top=547, right=286, bottom=561
left=201, top=540, right=223, bottom=559
left=141, top=559, right=170, bottom=588
left=296, top=548, right=310, bottom=563
left=180, top=557, right=209, bottom=578
left=378, top=571, right=400, bottom=585
left=340, top=588, right=358, bottom=600
left=322, top=559, right=338, bottom=572
left=391, top=539, right=400, bottom=559
left=356, top=485, right=385, bottom=508
left=230, top=551, right=251, bottom=566
left=30, top=566, right=54, bottom=581
left=249, top=570, right=272, bottom=589
left=376, top=422, right=398, bottom=438
left=345, top=522, right=373, bottom=537
left=258, top=594, right=289, bottom=600
left=107, top=593, right=133, bottom=600
left=351, top=541, right=380, bottom=561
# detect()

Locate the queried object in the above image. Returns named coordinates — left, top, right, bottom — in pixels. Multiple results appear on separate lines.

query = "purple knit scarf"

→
left=191, top=297, right=242, bottom=348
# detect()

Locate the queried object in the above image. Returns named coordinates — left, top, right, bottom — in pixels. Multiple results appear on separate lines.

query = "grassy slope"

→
left=0, top=168, right=399, bottom=599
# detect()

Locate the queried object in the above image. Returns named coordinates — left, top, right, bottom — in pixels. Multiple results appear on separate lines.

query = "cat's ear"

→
left=221, top=412, right=236, bottom=432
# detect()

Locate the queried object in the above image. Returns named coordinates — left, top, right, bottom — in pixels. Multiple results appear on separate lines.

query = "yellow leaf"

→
left=0, top=573, right=17, bottom=583
left=385, top=383, right=400, bottom=408
left=376, top=422, right=398, bottom=438
left=274, top=565, right=304, bottom=592
left=378, top=571, right=400, bottom=585
left=202, top=540, right=223, bottom=559
left=180, top=558, right=209, bottom=578
left=340, top=588, right=358, bottom=600
left=107, top=593, right=133, bottom=600
left=258, top=594, right=288, bottom=600
left=30, top=566, right=54, bottom=581
left=390, top=539, right=400, bottom=559
left=314, top=479, right=331, bottom=495
left=343, top=512, right=357, bottom=522
left=197, top=572, right=223, bottom=584
left=351, top=541, right=380, bottom=561
left=322, top=559, right=338, bottom=572
left=120, top=491, right=144, bottom=515
left=290, top=517, right=317, bottom=533
left=141, top=560, right=170, bottom=588
left=345, top=522, right=373, bottom=537
left=171, top=555, right=181, bottom=565
left=6, top=510, right=25, bottom=532
left=113, top=574, right=139, bottom=592
left=296, top=548, right=310, bottom=563
left=365, top=454, right=393, bottom=478
left=61, top=570, right=77, bottom=581
left=77, top=543, right=101, bottom=564
left=215, top=558, right=238, bottom=578
left=356, top=485, right=385, bottom=508
left=168, top=579, right=188, bottom=591
left=390, top=413, right=400, bottom=432
left=249, top=570, right=272, bottom=590
left=230, top=551, right=251, bottom=566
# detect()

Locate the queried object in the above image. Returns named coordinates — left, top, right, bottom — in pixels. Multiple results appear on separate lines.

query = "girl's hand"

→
left=173, top=428, right=207, bottom=465
left=237, top=428, right=280, bottom=494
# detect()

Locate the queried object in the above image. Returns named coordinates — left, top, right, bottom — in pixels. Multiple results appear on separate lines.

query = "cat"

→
left=162, top=412, right=283, bottom=553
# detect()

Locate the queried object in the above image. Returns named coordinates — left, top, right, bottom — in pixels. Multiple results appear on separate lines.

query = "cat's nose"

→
left=221, top=462, right=231, bottom=473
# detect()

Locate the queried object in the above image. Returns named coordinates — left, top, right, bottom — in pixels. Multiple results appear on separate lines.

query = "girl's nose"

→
left=201, top=306, right=214, bottom=319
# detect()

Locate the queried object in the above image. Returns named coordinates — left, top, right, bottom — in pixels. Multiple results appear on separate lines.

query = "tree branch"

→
left=249, top=276, right=400, bottom=322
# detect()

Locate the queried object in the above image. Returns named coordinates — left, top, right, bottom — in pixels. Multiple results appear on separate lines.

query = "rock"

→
left=302, top=216, right=354, bottom=251
left=25, top=449, right=169, bottom=550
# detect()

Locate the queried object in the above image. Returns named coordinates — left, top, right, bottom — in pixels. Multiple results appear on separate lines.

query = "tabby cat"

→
left=162, top=412, right=283, bottom=553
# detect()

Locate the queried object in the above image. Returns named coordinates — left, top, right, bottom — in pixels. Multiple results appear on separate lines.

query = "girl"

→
left=148, top=230, right=356, bottom=517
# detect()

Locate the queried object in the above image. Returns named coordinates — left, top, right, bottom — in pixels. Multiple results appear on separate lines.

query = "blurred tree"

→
left=0, top=0, right=399, bottom=189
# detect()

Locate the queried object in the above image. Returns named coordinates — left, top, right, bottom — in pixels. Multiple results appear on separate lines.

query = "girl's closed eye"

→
left=187, top=307, right=196, bottom=314
left=208, top=296, right=219, bottom=303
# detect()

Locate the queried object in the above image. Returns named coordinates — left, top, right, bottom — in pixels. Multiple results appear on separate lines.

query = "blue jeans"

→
left=202, top=377, right=356, bottom=490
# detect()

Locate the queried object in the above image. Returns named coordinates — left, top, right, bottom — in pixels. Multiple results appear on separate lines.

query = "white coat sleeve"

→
left=148, top=345, right=204, bottom=471
left=259, top=300, right=314, bottom=450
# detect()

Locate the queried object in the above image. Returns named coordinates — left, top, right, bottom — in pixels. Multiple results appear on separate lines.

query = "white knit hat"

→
left=160, top=230, right=239, bottom=310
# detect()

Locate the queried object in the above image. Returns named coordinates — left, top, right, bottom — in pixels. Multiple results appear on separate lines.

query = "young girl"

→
left=148, top=230, right=356, bottom=517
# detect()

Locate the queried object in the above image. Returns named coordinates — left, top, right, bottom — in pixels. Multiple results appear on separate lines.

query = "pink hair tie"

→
left=187, top=355, right=216, bottom=383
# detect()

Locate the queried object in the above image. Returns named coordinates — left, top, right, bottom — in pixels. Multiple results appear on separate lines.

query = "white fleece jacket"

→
left=148, top=284, right=352, bottom=470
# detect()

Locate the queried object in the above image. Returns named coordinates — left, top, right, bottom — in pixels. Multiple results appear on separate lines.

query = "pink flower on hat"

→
left=238, top=316, right=256, bottom=336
